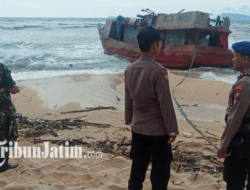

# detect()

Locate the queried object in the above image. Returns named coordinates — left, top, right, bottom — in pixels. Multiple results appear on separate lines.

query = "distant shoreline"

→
left=221, top=13, right=250, bottom=21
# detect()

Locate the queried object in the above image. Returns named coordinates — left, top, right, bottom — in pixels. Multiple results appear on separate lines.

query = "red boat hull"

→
left=100, top=36, right=233, bottom=70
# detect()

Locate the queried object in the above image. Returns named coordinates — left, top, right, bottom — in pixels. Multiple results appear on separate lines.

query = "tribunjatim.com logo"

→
left=0, top=140, right=103, bottom=167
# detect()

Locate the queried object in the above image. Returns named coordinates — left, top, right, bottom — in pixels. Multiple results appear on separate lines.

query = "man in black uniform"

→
left=217, top=41, right=250, bottom=189
left=125, top=27, right=179, bottom=190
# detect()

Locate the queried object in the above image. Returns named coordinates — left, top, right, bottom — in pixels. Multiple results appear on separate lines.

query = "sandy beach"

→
left=0, top=72, right=233, bottom=190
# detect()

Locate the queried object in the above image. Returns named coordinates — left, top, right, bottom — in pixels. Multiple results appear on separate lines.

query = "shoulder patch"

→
left=235, top=85, right=243, bottom=100
left=236, top=86, right=243, bottom=91
left=163, top=71, right=168, bottom=80
left=162, top=69, right=169, bottom=81
left=152, top=61, right=169, bottom=81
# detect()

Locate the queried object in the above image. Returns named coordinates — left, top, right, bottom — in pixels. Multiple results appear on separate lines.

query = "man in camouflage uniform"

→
left=0, top=63, right=19, bottom=173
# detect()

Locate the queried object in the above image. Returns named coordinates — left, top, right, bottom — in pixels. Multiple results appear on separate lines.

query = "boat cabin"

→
left=102, top=11, right=231, bottom=49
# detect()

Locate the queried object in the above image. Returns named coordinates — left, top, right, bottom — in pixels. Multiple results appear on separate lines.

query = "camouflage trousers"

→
left=0, top=104, right=15, bottom=159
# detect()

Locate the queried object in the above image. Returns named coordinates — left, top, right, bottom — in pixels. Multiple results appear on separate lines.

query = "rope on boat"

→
left=172, top=45, right=220, bottom=150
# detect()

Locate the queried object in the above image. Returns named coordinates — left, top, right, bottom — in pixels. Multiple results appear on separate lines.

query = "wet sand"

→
left=0, top=72, right=233, bottom=190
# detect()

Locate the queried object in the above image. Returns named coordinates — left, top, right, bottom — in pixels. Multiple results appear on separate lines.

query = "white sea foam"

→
left=200, top=72, right=237, bottom=84
left=12, top=69, right=124, bottom=81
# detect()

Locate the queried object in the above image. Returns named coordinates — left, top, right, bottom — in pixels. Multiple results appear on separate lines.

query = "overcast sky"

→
left=0, top=0, right=250, bottom=18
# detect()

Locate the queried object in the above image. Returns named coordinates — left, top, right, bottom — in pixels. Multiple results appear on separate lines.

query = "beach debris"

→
left=17, top=114, right=223, bottom=177
left=181, top=104, right=198, bottom=107
left=193, top=173, right=199, bottom=181
left=172, top=147, right=223, bottom=175
left=33, top=138, right=89, bottom=146
left=176, top=163, right=182, bottom=173
left=31, top=135, right=223, bottom=176
left=33, top=137, right=131, bottom=158
left=205, top=131, right=217, bottom=137
left=213, top=120, right=221, bottom=123
left=17, top=116, right=111, bottom=138
left=49, top=126, right=58, bottom=137
left=57, top=115, right=88, bottom=120
left=173, top=179, right=183, bottom=185
left=116, top=137, right=126, bottom=151
left=183, top=132, right=193, bottom=138
left=116, top=96, right=121, bottom=101
left=61, top=106, right=116, bottom=114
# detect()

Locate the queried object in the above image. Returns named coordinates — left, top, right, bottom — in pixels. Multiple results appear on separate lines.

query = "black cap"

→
left=137, top=26, right=162, bottom=44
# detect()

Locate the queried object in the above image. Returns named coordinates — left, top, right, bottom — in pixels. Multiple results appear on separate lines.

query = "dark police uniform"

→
left=0, top=63, right=17, bottom=171
left=125, top=55, right=179, bottom=190
left=221, top=41, right=250, bottom=189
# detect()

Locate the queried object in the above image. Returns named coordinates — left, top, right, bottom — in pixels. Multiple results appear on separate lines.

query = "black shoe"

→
left=0, top=163, right=19, bottom=173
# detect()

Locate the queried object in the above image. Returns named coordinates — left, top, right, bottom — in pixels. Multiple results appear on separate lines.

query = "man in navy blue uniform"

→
left=218, top=41, right=250, bottom=190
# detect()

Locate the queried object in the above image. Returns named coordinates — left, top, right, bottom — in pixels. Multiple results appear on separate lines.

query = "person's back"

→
left=125, top=26, right=179, bottom=190
left=125, top=56, right=178, bottom=136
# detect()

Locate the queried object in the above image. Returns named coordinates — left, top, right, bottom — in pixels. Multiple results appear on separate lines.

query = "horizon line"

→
left=0, top=12, right=250, bottom=19
left=0, top=16, right=108, bottom=19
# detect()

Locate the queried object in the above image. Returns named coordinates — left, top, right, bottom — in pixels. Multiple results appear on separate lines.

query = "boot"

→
left=0, top=158, right=18, bottom=173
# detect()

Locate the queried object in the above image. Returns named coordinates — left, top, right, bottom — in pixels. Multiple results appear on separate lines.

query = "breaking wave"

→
left=200, top=71, right=238, bottom=84
left=0, top=25, right=99, bottom=30
left=0, top=25, right=44, bottom=30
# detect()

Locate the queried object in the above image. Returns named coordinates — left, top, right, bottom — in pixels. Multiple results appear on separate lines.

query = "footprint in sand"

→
left=88, top=166, right=107, bottom=173
left=98, top=184, right=127, bottom=190
left=55, top=163, right=88, bottom=173
left=44, top=171, right=93, bottom=184
left=91, top=174, right=124, bottom=188
left=116, top=167, right=131, bottom=179
left=24, top=168, right=46, bottom=179
left=101, top=157, right=130, bottom=169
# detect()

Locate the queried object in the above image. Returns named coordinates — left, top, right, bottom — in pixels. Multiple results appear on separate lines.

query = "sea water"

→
left=0, top=18, right=249, bottom=83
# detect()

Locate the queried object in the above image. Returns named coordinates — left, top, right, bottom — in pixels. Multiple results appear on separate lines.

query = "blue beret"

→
left=232, top=41, right=250, bottom=56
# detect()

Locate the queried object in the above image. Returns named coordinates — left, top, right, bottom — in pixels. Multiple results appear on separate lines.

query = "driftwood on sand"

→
left=60, top=106, right=116, bottom=114
left=17, top=114, right=224, bottom=177
left=18, top=116, right=111, bottom=138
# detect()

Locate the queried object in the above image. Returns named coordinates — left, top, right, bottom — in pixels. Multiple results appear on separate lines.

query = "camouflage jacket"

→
left=0, top=63, right=16, bottom=114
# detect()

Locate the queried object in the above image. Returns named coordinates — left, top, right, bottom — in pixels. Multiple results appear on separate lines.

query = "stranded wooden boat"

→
left=98, top=10, right=233, bottom=70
